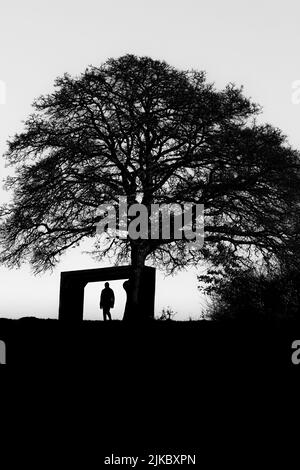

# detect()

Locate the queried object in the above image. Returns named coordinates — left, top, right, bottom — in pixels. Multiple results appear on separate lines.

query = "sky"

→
left=0, top=0, right=300, bottom=319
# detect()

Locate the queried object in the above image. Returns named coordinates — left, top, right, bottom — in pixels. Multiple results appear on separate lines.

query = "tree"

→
left=0, top=54, right=299, bottom=320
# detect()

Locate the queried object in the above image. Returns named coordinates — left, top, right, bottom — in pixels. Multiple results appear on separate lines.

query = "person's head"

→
left=105, top=282, right=109, bottom=288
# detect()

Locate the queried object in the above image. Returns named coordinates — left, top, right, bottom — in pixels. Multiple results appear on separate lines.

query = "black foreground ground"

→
left=0, top=316, right=298, bottom=368
left=1, top=316, right=298, bottom=462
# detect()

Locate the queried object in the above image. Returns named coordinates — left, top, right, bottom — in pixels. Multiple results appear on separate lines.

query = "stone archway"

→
left=58, top=265, right=156, bottom=321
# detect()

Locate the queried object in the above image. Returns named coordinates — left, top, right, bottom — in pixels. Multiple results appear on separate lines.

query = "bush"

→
left=203, top=268, right=300, bottom=321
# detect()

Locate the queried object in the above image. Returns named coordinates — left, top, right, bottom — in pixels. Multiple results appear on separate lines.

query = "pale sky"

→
left=0, top=0, right=300, bottom=319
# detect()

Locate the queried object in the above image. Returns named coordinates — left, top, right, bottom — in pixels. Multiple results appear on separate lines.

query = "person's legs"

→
left=103, top=307, right=108, bottom=321
left=103, top=307, right=112, bottom=321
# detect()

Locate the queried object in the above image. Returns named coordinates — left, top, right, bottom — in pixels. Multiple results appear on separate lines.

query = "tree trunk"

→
left=123, top=243, right=149, bottom=321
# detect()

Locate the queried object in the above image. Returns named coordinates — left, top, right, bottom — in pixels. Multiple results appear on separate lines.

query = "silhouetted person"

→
left=100, top=282, right=115, bottom=321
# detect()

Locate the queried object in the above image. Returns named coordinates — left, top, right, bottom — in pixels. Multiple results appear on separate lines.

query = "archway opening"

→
left=83, top=279, right=128, bottom=321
